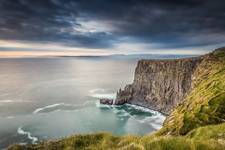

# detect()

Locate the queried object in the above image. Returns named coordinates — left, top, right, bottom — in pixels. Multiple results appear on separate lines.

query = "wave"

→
left=96, top=101, right=165, bottom=129
left=137, top=113, right=166, bottom=130
left=6, top=116, right=15, bottom=119
left=33, top=101, right=95, bottom=114
left=114, top=109, right=131, bottom=117
left=151, top=123, right=163, bottom=130
left=17, top=127, right=38, bottom=144
left=95, top=101, right=130, bottom=117
left=125, top=104, right=162, bottom=115
left=0, top=99, right=31, bottom=103
left=33, top=103, right=65, bottom=114
left=89, top=88, right=106, bottom=93
left=91, top=93, right=116, bottom=99
left=137, top=116, right=163, bottom=130
left=89, top=88, right=116, bottom=99
left=96, top=100, right=164, bottom=117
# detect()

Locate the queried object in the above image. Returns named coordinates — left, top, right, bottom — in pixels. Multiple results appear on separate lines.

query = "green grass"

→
left=186, top=123, right=225, bottom=140
left=9, top=124, right=225, bottom=150
left=158, top=49, right=225, bottom=135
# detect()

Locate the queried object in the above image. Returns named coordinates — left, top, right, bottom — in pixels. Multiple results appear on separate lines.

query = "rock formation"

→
left=115, top=56, right=203, bottom=114
left=100, top=98, right=113, bottom=105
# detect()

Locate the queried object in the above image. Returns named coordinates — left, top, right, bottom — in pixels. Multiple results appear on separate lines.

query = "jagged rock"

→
left=100, top=98, right=113, bottom=105
left=115, top=56, right=203, bottom=114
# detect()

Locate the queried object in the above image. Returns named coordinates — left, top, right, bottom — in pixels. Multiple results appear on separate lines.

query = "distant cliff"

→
left=115, top=56, right=203, bottom=114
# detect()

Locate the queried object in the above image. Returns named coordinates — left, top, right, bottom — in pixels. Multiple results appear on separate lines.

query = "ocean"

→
left=0, top=55, right=193, bottom=149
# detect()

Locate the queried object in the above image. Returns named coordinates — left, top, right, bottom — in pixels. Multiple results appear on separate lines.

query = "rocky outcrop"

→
left=115, top=57, right=203, bottom=114
left=100, top=99, right=113, bottom=105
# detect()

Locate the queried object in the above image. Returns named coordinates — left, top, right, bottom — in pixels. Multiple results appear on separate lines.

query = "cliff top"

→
left=139, top=56, right=201, bottom=63
left=139, top=47, right=225, bottom=63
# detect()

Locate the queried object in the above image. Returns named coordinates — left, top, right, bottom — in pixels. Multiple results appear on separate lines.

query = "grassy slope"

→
left=9, top=48, right=225, bottom=150
left=158, top=48, right=225, bottom=136
left=9, top=124, right=225, bottom=150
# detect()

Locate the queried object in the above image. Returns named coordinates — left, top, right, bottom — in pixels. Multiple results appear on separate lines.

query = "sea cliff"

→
left=115, top=57, right=203, bottom=114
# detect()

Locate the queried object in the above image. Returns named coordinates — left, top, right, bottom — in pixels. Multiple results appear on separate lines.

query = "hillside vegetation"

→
left=158, top=48, right=225, bottom=136
left=9, top=48, right=225, bottom=150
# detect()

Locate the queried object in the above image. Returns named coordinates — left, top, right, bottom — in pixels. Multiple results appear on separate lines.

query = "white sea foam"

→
left=6, top=116, right=15, bottom=119
left=91, top=93, right=116, bottom=99
left=117, top=111, right=131, bottom=117
left=33, top=103, right=65, bottom=114
left=33, top=101, right=95, bottom=114
left=95, top=95, right=165, bottom=130
left=111, top=107, right=130, bottom=117
left=151, top=123, right=163, bottom=130
left=137, top=113, right=166, bottom=130
left=120, top=104, right=166, bottom=130
left=125, top=104, right=161, bottom=115
left=17, top=127, right=38, bottom=144
left=89, top=88, right=106, bottom=93
left=89, top=88, right=116, bottom=99
left=0, top=99, right=31, bottom=103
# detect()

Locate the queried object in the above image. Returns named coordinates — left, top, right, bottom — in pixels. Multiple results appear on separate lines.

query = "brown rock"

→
left=115, top=56, right=203, bottom=114
left=100, top=99, right=113, bottom=105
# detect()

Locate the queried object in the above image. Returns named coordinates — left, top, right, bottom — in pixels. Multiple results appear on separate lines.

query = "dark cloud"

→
left=0, top=0, right=225, bottom=50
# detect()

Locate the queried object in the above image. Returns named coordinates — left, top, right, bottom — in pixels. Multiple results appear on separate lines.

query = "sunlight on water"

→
left=0, top=56, right=172, bottom=149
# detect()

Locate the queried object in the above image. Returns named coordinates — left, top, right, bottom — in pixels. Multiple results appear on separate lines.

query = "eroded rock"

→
left=100, top=98, right=113, bottom=105
left=115, top=57, right=203, bottom=114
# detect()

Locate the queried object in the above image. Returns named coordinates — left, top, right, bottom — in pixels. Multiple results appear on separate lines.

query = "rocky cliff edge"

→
left=115, top=54, right=204, bottom=114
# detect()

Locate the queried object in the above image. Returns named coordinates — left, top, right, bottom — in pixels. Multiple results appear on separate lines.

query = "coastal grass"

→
left=9, top=123, right=225, bottom=150
left=158, top=49, right=225, bottom=135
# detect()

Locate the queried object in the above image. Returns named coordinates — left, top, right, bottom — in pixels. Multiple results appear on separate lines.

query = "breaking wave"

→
left=89, top=88, right=106, bottom=94
left=96, top=101, right=165, bottom=130
left=0, top=99, right=31, bottom=103
left=33, top=103, right=65, bottom=114
left=17, top=127, right=38, bottom=144
left=89, top=88, right=116, bottom=99
left=125, top=104, right=161, bottom=114
left=32, top=101, right=95, bottom=114
left=137, top=114, right=166, bottom=130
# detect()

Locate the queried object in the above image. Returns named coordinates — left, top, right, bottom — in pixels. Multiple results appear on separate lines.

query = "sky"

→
left=0, top=0, right=225, bottom=57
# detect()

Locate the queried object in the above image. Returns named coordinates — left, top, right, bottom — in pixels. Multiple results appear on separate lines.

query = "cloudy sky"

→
left=0, top=0, right=225, bottom=56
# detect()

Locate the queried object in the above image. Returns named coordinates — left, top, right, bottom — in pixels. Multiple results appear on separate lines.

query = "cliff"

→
left=115, top=56, right=203, bottom=114
left=157, top=47, right=225, bottom=135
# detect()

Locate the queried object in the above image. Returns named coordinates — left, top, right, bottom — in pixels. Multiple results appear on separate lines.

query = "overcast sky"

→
left=0, top=0, right=225, bottom=56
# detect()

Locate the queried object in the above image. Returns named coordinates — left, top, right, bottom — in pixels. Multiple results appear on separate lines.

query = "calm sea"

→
left=0, top=55, right=193, bottom=149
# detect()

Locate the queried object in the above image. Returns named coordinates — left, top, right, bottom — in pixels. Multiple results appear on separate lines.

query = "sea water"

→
left=0, top=55, right=191, bottom=148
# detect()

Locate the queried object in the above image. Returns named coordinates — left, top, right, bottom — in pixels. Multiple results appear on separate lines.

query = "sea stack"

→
left=100, top=98, right=114, bottom=105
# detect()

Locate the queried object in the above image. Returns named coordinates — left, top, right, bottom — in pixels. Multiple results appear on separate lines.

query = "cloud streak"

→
left=0, top=0, right=225, bottom=53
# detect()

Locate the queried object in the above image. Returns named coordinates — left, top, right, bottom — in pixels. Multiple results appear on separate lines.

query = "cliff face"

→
left=158, top=48, right=225, bottom=135
left=115, top=57, right=203, bottom=114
